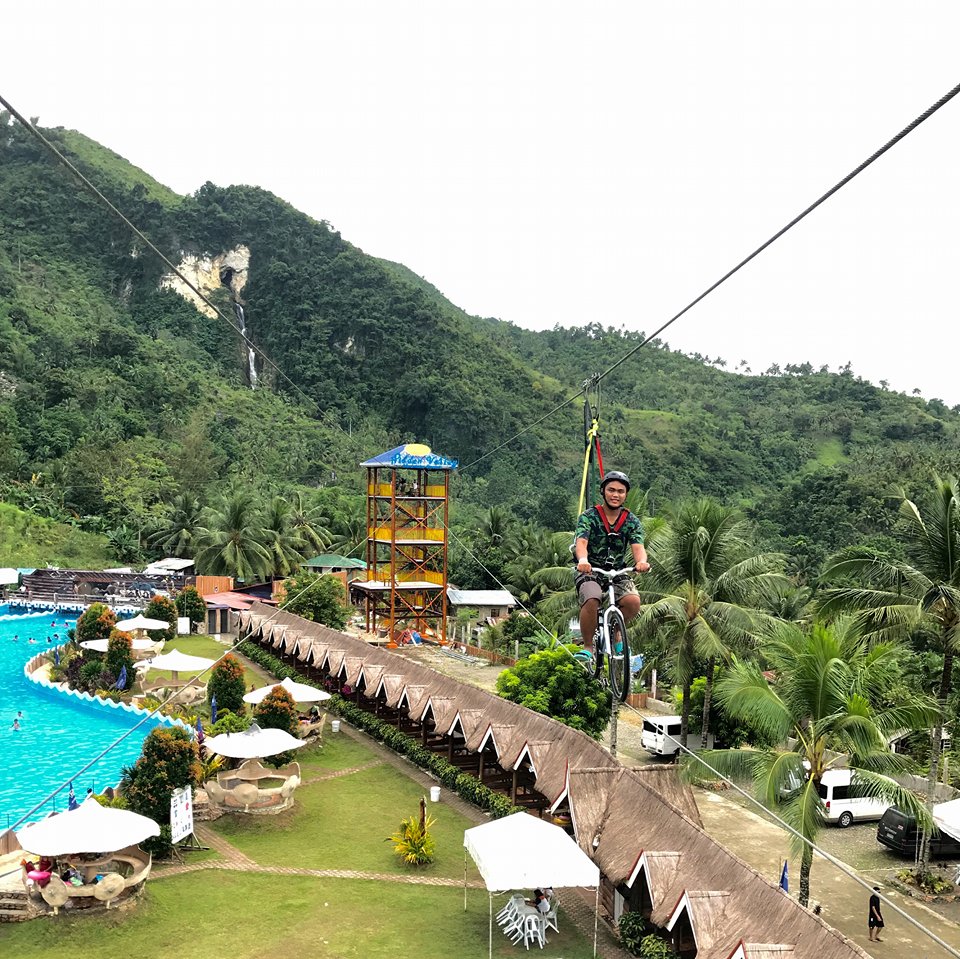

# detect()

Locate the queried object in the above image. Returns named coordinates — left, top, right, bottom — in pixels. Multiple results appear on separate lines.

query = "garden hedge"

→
left=237, top=640, right=522, bottom=818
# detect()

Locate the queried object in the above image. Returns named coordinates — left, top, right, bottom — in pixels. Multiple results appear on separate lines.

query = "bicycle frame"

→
left=591, top=567, right=633, bottom=701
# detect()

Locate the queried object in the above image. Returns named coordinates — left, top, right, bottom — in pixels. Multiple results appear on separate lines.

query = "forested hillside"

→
left=1, top=116, right=958, bottom=574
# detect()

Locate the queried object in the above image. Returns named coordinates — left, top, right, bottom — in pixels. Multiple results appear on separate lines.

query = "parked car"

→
left=641, top=715, right=682, bottom=757
left=817, top=769, right=891, bottom=827
left=877, top=807, right=960, bottom=858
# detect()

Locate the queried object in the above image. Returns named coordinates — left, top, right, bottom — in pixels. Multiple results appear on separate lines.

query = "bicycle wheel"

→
left=606, top=609, right=630, bottom=702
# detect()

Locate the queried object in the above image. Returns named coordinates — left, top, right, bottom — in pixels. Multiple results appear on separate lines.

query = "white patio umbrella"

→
left=243, top=677, right=332, bottom=705
left=205, top=722, right=305, bottom=759
left=81, top=638, right=160, bottom=653
left=115, top=615, right=172, bottom=635
left=16, top=798, right=160, bottom=855
left=135, top=649, right=217, bottom=679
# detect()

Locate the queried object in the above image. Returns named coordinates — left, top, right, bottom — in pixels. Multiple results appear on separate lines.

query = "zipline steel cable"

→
left=8, top=532, right=371, bottom=834
left=459, top=77, right=960, bottom=474
left=440, top=519, right=960, bottom=959
left=0, top=93, right=350, bottom=443
left=3, top=81, right=960, bottom=953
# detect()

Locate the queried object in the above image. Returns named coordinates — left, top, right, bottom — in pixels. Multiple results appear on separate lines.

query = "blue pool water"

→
left=0, top=604, right=169, bottom=830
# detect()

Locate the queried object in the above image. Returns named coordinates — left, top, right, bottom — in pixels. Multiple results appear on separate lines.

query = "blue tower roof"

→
left=360, top=443, right=458, bottom=470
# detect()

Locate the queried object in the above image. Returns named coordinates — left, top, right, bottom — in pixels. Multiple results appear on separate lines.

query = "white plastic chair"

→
left=497, top=894, right=523, bottom=927
left=521, top=914, right=545, bottom=950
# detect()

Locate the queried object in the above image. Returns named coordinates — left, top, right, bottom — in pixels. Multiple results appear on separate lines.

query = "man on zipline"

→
left=572, top=471, right=649, bottom=656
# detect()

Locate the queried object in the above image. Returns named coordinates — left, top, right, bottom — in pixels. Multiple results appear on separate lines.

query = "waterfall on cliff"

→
left=233, top=303, right=258, bottom=388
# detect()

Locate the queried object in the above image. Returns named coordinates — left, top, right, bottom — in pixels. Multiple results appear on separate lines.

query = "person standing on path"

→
left=868, top=885, right=885, bottom=942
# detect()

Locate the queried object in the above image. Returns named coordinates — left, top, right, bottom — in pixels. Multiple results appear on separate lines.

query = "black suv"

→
left=876, top=807, right=960, bottom=858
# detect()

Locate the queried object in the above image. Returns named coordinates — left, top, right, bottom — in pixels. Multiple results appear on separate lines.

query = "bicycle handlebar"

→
left=592, top=567, right=636, bottom=579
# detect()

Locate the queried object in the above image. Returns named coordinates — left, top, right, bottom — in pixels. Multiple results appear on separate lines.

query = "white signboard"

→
left=170, top=785, right=194, bottom=844
left=177, top=616, right=191, bottom=635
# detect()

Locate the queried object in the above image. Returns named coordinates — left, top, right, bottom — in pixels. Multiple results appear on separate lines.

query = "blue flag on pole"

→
left=67, top=783, right=79, bottom=811
left=115, top=665, right=128, bottom=690
left=779, top=859, right=789, bottom=892
left=210, top=693, right=218, bottom=725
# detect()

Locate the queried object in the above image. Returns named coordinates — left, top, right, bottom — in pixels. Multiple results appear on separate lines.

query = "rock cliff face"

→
left=160, top=245, right=250, bottom=316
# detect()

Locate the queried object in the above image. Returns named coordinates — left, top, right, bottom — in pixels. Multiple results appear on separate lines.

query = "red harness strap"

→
left=594, top=505, right=629, bottom=534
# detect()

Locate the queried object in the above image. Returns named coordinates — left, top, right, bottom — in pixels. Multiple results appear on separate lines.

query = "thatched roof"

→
left=240, top=603, right=869, bottom=959
left=343, top=656, right=366, bottom=687
left=452, top=708, right=487, bottom=739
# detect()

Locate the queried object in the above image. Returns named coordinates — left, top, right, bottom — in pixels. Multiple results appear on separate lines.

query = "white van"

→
left=641, top=716, right=683, bottom=757
left=817, top=769, right=891, bottom=827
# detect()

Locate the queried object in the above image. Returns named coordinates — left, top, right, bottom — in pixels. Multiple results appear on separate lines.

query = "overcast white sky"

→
left=4, top=2, right=959, bottom=403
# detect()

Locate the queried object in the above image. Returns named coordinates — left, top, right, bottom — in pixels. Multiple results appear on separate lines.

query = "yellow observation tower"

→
left=356, top=443, right=457, bottom=646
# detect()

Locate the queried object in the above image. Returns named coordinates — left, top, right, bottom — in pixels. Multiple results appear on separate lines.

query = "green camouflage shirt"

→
left=573, top=506, right=645, bottom=570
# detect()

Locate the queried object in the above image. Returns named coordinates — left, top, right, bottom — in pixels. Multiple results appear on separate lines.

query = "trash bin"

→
left=331, top=719, right=341, bottom=733
left=430, top=786, right=441, bottom=802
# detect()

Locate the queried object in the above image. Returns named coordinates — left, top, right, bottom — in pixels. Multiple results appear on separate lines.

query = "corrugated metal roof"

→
left=447, top=588, right=516, bottom=606
left=303, top=554, right=367, bottom=569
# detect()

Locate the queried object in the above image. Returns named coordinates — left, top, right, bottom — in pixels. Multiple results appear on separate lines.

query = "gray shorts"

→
left=576, top=573, right=638, bottom=607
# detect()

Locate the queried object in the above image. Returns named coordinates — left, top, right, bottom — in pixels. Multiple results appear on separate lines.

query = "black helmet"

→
left=600, top=470, right=631, bottom=492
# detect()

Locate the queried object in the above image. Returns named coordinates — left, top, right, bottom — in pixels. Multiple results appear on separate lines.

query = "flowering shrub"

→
left=208, top=654, right=246, bottom=715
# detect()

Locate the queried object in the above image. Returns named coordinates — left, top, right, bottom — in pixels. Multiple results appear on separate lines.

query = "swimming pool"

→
left=0, top=604, right=173, bottom=830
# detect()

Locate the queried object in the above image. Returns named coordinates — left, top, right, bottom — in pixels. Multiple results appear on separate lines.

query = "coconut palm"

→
left=820, top=473, right=960, bottom=866
left=478, top=506, right=512, bottom=548
left=504, top=529, right=575, bottom=606
left=194, top=489, right=272, bottom=582
left=287, top=491, right=333, bottom=553
left=697, top=618, right=936, bottom=905
left=262, top=495, right=314, bottom=578
left=328, top=497, right=367, bottom=556
left=149, top=493, right=203, bottom=558
left=637, top=499, right=788, bottom=747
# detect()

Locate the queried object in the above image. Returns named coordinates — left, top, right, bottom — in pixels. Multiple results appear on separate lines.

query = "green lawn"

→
left=210, top=761, right=476, bottom=879
left=1, top=872, right=598, bottom=959
left=294, top=730, right=380, bottom=776
left=142, top=635, right=263, bottom=693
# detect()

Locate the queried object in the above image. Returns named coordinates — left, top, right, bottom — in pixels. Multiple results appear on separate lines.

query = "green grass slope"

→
left=0, top=502, right=117, bottom=568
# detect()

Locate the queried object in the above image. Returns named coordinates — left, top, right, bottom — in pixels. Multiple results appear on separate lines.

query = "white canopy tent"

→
left=933, top=797, right=960, bottom=841
left=243, top=677, right=332, bottom=705
left=463, top=812, right=600, bottom=957
left=205, top=722, right=305, bottom=759
left=0, top=567, right=20, bottom=586
left=16, top=797, right=160, bottom=855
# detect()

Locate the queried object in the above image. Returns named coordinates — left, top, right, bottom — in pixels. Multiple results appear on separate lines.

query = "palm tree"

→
left=637, top=499, right=788, bottom=747
left=287, top=491, right=333, bottom=553
left=478, top=506, right=512, bottom=548
left=149, top=493, right=203, bottom=558
left=504, top=530, right=574, bottom=606
left=262, top=495, right=314, bottom=578
left=328, top=498, right=367, bottom=556
left=194, top=489, right=272, bottom=582
left=698, top=618, right=936, bottom=905
left=820, top=473, right=960, bottom=867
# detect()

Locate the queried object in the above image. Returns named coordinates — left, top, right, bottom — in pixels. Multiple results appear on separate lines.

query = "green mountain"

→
left=1, top=116, right=958, bottom=575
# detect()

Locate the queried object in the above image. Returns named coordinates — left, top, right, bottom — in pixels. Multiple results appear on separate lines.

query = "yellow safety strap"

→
left=577, top=416, right=600, bottom=516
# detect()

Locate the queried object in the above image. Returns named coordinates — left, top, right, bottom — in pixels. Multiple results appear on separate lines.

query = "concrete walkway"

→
left=697, top=789, right=960, bottom=959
